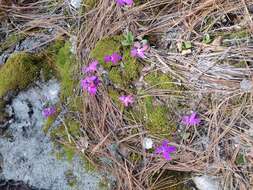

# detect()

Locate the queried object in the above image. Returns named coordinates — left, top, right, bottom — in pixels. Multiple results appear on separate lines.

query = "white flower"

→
left=143, top=137, right=153, bottom=149
left=71, top=0, right=82, bottom=9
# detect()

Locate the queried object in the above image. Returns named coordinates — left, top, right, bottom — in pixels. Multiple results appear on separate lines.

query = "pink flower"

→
left=42, top=106, right=56, bottom=118
left=181, top=112, right=200, bottom=126
left=119, top=95, right=134, bottom=107
left=81, top=76, right=100, bottom=95
left=104, top=52, right=122, bottom=65
left=116, top=0, right=133, bottom=6
left=82, top=60, right=99, bottom=73
left=131, top=42, right=149, bottom=58
left=155, top=140, right=176, bottom=160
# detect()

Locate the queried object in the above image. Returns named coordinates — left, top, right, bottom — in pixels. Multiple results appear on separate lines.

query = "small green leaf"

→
left=122, top=32, right=134, bottom=46
left=182, top=41, right=192, bottom=50
left=235, top=153, right=246, bottom=165
left=202, top=34, right=212, bottom=44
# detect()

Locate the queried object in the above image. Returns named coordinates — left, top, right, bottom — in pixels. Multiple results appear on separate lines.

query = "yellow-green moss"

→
left=43, top=115, right=57, bottom=134
left=0, top=52, right=44, bottom=98
left=108, top=67, right=124, bottom=87
left=85, top=0, right=98, bottom=9
left=81, top=156, right=97, bottom=172
left=223, top=29, right=249, bottom=39
left=108, top=87, right=121, bottom=107
left=91, top=36, right=140, bottom=91
left=54, top=41, right=76, bottom=101
left=135, top=96, right=176, bottom=138
left=144, top=72, right=175, bottom=89
left=65, top=169, right=77, bottom=187
left=122, top=48, right=140, bottom=85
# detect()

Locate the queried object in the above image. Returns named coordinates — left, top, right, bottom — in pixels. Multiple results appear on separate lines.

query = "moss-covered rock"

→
left=0, top=52, right=52, bottom=98
left=0, top=33, right=25, bottom=52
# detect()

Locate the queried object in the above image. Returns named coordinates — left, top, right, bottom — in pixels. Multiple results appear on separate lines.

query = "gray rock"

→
left=0, top=79, right=101, bottom=190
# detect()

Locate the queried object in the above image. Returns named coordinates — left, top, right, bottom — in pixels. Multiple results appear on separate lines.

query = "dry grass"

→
left=77, top=0, right=253, bottom=189
left=1, top=0, right=252, bottom=189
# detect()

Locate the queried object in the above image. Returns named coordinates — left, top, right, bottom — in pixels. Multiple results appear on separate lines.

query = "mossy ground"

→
left=90, top=36, right=180, bottom=139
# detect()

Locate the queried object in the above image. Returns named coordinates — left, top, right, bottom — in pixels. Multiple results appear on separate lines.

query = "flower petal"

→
left=163, top=152, right=172, bottom=160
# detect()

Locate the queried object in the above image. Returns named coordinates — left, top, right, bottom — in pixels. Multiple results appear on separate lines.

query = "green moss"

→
left=0, top=52, right=44, bottom=98
left=224, top=29, right=249, bottom=39
left=65, top=169, right=77, bottom=187
left=108, top=87, right=121, bottom=107
left=122, top=48, right=140, bottom=84
left=63, top=145, right=76, bottom=161
left=129, top=152, right=143, bottom=162
left=90, top=36, right=140, bottom=92
left=108, top=67, right=124, bottom=87
left=43, top=115, right=57, bottom=134
left=85, top=0, right=98, bottom=9
left=144, top=72, right=175, bottom=89
left=55, top=42, right=76, bottom=101
left=140, top=96, right=176, bottom=138
left=90, top=35, right=123, bottom=69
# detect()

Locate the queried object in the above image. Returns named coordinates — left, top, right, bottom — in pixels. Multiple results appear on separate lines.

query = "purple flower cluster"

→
left=119, top=95, right=134, bottom=107
left=81, top=76, right=100, bottom=95
left=116, top=0, right=133, bottom=6
left=81, top=60, right=100, bottom=95
left=155, top=140, right=176, bottom=160
left=181, top=112, right=200, bottom=126
left=131, top=42, right=149, bottom=58
left=104, top=52, right=122, bottom=65
left=42, top=106, right=56, bottom=118
left=82, top=60, right=99, bottom=73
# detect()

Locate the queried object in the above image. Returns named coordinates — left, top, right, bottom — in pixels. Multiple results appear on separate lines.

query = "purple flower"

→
left=116, top=0, right=133, bottom=6
left=119, top=95, right=134, bottom=107
left=181, top=112, right=201, bottom=126
left=82, top=60, right=99, bottom=73
left=81, top=76, right=100, bottom=95
left=155, top=140, right=176, bottom=160
left=104, top=52, right=122, bottom=65
left=131, top=42, right=149, bottom=58
left=42, top=106, right=56, bottom=118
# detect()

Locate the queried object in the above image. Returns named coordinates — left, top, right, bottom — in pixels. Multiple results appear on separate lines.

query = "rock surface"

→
left=0, top=79, right=101, bottom=190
